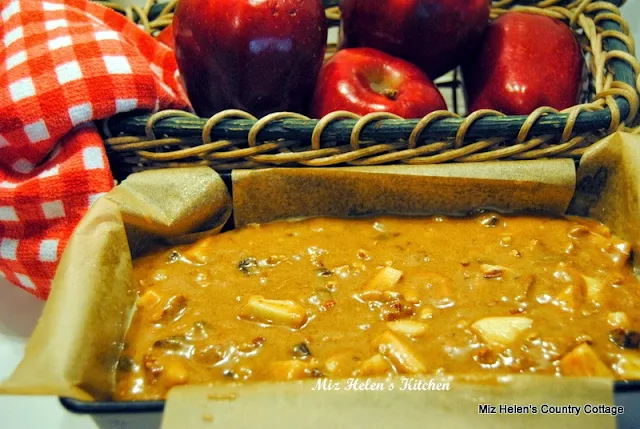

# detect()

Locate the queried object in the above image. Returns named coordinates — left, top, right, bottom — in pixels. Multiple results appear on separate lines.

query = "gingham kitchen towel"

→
left=0, top=0, right=189, bottom=299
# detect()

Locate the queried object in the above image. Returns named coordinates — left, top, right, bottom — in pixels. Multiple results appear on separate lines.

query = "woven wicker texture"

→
left=98, top=0, right=640, bottom=173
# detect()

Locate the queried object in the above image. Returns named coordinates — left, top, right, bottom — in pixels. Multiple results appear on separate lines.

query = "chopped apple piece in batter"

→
left=555, top=284, right=585, bottom=312
left=362, top=266, right=404, bottom=292
left=269, top=360, right=317, bottom=381
left=471, top=316, right=533, bottom=347
left=615, top=353, right=640, bottom=379
left=387, top=320, right=428, bottom=338
left=372, top=331, right=426, bottom=374
left=358, top=354, right=391, bottom=377
left=560, top=344, right=613, bottom=377
left=583, top=275, right=606, bottom=304
left=607, top=312, right=630, bottom=330
left=240, top=296, right=308, bottom=329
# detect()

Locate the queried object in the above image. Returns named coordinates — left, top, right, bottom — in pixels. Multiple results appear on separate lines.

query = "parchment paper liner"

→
left=4, top=132, right=640, bottom=428
left=161, top=376, right=615, bottom=429
left=231, top=160, right=575, bottom=226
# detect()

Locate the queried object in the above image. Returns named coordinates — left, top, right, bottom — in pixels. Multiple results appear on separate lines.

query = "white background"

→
left=1, top=2, right=640, bottom=428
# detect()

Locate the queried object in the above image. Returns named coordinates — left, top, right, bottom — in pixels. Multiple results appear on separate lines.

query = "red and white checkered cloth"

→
left=0, top=0, right=190, bottom=299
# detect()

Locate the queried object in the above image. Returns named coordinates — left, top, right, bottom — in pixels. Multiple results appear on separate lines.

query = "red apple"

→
left=174, top=0, right=327, bottom=117
left=340, top=0, right=491, bottom=79
left=157, top=23, right=174, bottom=49
left=463, top=12, right=584, bottom=115
left=310, top=48, right=447, bottom=118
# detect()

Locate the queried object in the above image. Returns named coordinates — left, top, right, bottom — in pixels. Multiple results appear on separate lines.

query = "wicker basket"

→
left=98, top=0, right=640, bottom=177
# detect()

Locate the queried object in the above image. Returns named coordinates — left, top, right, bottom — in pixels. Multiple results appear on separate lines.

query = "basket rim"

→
left=105, top=0, right=637, bottom=143
left=101, top=0, right=640, bottom=171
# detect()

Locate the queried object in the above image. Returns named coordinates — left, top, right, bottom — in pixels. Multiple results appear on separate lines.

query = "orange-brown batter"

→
left=114, top=214, right=640, bottom=400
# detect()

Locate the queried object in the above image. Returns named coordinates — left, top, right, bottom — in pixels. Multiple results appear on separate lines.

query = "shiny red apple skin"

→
left=310, top=48, right=447, bottom=119
left=340, top=0, right=491, bottom=79
left=174, top=0, right=327, bottom=117
left=157, top=24, right=174, bottom=49
left=463, top=12, right=584, bottom=115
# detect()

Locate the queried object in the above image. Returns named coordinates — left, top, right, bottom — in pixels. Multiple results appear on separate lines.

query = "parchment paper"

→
left=4, top=134, right=640, bottom=428
left=232, top=160, right=576, bottom=226
left=161, top=376, right=615, bottom=429
left=570, top=132, right=640, bottom=269
left=0, top=167, right=232, bottom=400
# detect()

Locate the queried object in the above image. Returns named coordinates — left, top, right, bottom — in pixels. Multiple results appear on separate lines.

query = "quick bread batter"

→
left=114, top=214, right=640, bottom=400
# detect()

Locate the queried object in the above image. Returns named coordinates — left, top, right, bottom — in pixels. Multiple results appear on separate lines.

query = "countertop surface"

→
left=0, top=279, right=101, bottom=429
left=0, top=279, right=105, bottom=429
left=1, top=2, right=640, bottom=428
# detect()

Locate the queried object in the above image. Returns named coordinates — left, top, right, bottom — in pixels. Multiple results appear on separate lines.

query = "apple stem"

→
left=382, top=89, right=399, bottom=100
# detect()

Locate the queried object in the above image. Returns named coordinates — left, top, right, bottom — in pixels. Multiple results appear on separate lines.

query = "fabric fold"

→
left=0, top=0, right=190, bottom=298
